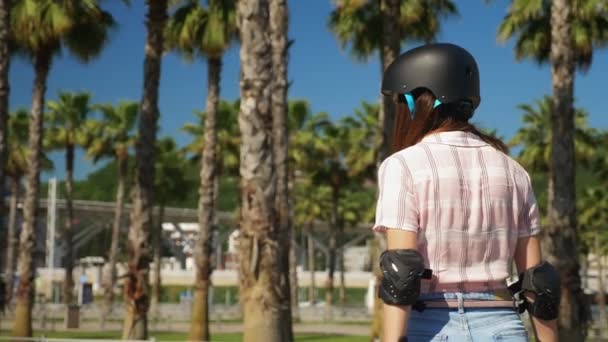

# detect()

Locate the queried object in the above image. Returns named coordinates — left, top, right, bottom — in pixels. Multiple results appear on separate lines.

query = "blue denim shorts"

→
left=407, top=292, right=529, bottom=342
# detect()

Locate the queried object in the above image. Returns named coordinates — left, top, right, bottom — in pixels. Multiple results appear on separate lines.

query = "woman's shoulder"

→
left=379, top=145, right=428, bottom=173
left=392, top=144, right=429, bottom=160
left=496, top=151, right=533, bottom=183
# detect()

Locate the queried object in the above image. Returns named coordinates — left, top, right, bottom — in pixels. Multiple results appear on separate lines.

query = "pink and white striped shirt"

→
left=373, top=131, right=541, bottom=293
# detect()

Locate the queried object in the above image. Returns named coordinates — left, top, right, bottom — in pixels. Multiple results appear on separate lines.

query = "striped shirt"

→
left=373, top=131, right=541, bottom=293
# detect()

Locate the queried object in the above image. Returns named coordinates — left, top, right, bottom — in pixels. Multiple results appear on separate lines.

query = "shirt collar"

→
left=420, top=131, right=489, bottom=147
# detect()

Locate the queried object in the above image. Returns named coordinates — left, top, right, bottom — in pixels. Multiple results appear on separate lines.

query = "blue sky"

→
left=10, top=0, right=608, bottom=181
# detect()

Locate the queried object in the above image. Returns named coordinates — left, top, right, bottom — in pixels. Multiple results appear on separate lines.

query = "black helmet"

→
left=381, top=43, right=480, bottom=110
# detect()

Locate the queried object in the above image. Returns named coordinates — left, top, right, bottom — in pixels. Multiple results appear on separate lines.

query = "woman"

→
left=374, top=43, right=559, bottom=342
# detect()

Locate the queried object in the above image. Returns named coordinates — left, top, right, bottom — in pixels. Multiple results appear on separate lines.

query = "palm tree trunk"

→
left=101, top=154, right=127, bottom=329
left=63, top=143, right=75, bottom=306
left=150, top=204, right=164, bottom=320
left=339, top=249, right=346, bottom=305
left=370, top=233, right=386, bottom=342
left=4, top=176, right=19, bottom=305
left=378, top=0, right=400, bottom=162
left=188, top=56, right=221, bottom=342
left=596, top=234, right=607, bottom=331
left=237, top=1, right=283, bottom=340
left=0, top=0, right=10, bottom=292
left=13, top=50, right=52, bottom=338
left=326, top=231, right=337, bottom=318
left=546, top=0, right=590, bottom=340
left=307, top=228, right=316, bottom=304
left=289, top=231, right=299, bottom=319
left=122, top=1, right=167, bottom=339
left=269, top=0, right=293, bottom=338
left=325, top=188, right=339, bottom=318
left=289, top=170, right=299, bottom=319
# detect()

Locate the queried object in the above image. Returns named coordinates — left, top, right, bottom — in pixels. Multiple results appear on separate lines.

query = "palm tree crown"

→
left=498, top=0, right=608, bottom=71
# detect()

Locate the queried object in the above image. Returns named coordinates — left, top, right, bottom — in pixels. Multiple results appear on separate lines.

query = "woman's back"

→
left=374, top=130, right=540, bottom=293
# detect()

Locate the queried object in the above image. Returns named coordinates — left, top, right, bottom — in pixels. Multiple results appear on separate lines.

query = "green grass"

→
left=155, top=286, right=367, bottom=306
left=0, top=330, right=368, bottom=342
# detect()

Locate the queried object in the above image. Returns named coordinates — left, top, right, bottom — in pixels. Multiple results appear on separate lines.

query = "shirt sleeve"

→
left=373, top=155, right=419, bottom=233
left=518, top=171, right=541, bottom=237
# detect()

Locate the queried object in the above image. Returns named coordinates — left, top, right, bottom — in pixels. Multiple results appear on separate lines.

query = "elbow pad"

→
left=378, top=249, right=432, bottom=306
left=510, top=261, right=561, bottom=320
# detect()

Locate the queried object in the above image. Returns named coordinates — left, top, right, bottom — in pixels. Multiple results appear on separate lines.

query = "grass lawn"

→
left=0, top=330, right=368, bottom=342
left=158, top=286, right=368, bottom=306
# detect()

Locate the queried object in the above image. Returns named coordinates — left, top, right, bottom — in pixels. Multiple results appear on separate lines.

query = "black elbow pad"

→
left=521, top=261, right=561, bottom=320
left=378, top=249, right=432, bottom=306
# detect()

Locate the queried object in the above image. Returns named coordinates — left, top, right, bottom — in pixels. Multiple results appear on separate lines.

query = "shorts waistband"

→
left=419, top=290, right=513, bottom=302
left=417, top=291, right=515, bottom=313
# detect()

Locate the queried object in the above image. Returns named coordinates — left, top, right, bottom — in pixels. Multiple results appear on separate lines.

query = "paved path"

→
left=0, top=320, right=371, bottom=337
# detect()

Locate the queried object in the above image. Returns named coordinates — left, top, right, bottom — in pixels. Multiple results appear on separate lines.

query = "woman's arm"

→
left=514, top=235, right=558, bottom=342
left=383, top=229, right=418, bottom=342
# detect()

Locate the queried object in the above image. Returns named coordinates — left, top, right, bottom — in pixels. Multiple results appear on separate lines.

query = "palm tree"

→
left=498, top=2, right=608, bottom=335
left=297, top=115, right=350, bottom=318
left=165, top=2, right=236, bottom=339
left=509, top=96, right=596, bottom=174
left=3, top=110, right=28, bottom=307
left=45, top=91, right=93, bottom=307
left=85, top=101, right=138, bottom=328
left=3, top=109, right=54, bottom=306
left=328, top=0, right=457, bottom=160
left=236, top=0, right=288, bottom=340
left=294, top=180, right=331, bottom=306
left=269, top=0, right=292, bottom=334
left=122, top=1, right=167, bottom=339
left=342, top=102, right=380, bottom=182
left=498, top=0, right=608, bottom=71
left=10, top=1, right=115, bottom=336
left=182, top=100, right=241, bottom=177
left=150, top=137, right=191, bottom=320
left=0, top=0, right=11, bottom=288
left=290, top=106, right=329, bottom=310
left=578, top=186, right=608, bottom=332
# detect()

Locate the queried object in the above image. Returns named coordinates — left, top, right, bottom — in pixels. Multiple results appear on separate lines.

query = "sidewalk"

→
left=0, top=320, right=371, bottom=337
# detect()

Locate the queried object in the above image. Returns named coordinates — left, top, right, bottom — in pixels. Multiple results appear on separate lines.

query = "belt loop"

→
left=457, top=293, right=465, bottom=314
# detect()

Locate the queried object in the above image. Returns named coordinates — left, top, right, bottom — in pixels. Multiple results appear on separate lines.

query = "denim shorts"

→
left=407, top=292, right=529, bottom=342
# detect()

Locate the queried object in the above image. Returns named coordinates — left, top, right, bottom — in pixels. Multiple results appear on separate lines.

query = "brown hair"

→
left=391, top=91, right=508, bottom=153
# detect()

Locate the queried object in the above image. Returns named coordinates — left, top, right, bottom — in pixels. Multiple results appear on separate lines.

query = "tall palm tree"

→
left=269, top=0, right=293, bottom=333
left=578, top=186, right=608, bottom=331
left=0, top=0, right=11, bottom=290
left=165, top=2, right=236, bottom=339
left=150, top=137, right=191, bottom=319
left=284, top=99, right=315, bottom=321
left=85, top=101, right=138, bottom=328
left=295, top=115, right=350, bottom=318
left=10, top=1, right=115, bottom=336
left=290, top=104, right=328, bottom=310
left=498, top=2, right=608, bottom=336
left=237, top=0, right=288, bottom=340
left=45, top=91, right=93, bottom=307
left=3, top=109, right=27, bottom=307
left=328, top=0, right=457, bottom=160
left=122, top=1, right=167, bottom=340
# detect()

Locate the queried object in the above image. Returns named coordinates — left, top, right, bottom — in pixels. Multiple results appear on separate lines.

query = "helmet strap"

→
left=404, top=93, right=416, bottom=115
left=403, top=93, right=442, bottom=118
